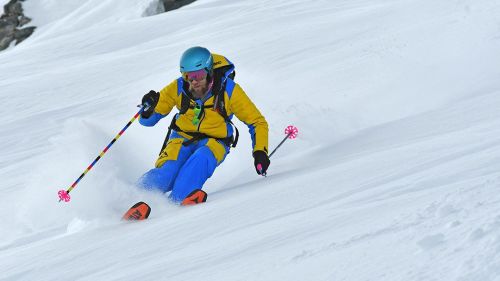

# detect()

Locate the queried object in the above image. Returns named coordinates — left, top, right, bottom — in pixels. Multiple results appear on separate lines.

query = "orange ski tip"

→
left=122, top=201, right=151, bottom=221
left=181, top=189, right=207, bottom=206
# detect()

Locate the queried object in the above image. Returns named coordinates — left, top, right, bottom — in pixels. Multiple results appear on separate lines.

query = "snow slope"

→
left=1, top=0, right=500, bottom=280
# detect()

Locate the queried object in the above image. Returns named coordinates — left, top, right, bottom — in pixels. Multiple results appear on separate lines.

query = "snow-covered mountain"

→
left=1, top=0, right=500, bottom=280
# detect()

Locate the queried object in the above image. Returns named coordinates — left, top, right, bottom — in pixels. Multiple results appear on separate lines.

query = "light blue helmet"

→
left=179, top=46, right=213, bottom=73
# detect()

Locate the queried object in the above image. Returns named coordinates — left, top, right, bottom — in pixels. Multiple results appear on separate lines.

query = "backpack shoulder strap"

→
left=177, top=77, right=193, bottom=114
left=214, top=78, right=239, bottom=147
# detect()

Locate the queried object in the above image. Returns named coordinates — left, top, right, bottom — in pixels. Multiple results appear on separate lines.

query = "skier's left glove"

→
left=253, top=150, right=270, bottom=175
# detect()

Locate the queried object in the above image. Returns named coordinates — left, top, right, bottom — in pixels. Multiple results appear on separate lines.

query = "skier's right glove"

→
left=141, top=90, right=160, bottom=118
left=253, top=150, right=270, bottom=175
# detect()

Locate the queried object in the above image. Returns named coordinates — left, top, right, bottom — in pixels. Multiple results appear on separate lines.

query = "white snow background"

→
left=1, top=0, right=500, bottom=280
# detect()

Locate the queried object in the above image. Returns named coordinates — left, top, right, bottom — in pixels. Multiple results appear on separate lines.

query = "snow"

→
left=1, top=0, right=500, bottom=280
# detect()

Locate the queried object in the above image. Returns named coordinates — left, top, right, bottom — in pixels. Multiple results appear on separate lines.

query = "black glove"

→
left=253, top=150, right=270, bottom=175
left=141, top=90, right=160, bottom=118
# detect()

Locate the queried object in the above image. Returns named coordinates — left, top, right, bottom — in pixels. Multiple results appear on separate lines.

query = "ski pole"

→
left=258, top=125, right=299, bottom=176
left=58, top=104, right=150, bottom=203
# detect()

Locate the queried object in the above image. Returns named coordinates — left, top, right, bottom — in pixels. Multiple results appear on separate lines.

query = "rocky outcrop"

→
left=0, top=0, right=35, bottom=51
left=160, top=0, right=196, bottom=12
left=145, top=0, right=197, bottom=16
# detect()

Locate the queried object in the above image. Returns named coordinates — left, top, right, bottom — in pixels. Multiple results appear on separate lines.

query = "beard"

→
left=190, top=84, right=207, bottom=98
left=189, top=79, right=212, bottom=99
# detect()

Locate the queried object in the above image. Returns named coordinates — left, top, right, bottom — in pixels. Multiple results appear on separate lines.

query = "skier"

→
left=137, top=46, right=270, bottom=205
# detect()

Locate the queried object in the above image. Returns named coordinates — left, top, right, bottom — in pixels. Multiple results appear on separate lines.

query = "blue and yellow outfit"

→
left=138, top=54, right=268, bottom=202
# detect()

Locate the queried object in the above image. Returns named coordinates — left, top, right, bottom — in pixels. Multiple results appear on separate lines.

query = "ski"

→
left=122, top=201, right=151, bottom=221
left=181, top=189, right=207, bottom=205
left=122, top=189, right=207, bottom=221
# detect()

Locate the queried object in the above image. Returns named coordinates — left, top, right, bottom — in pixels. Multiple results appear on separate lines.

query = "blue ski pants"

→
left=137, top=132, right=229, bottom=202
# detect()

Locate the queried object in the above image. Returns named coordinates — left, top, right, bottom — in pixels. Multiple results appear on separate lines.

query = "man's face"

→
left=189, top=76, right=208, bottom=94
left=183, top=69, right=209, bottom=96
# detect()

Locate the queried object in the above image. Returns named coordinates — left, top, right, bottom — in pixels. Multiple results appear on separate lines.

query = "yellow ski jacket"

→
left=140, top=54, right=269, bottom=154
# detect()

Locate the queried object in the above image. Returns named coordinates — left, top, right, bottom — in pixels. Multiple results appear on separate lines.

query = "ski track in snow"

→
left=1, top=0, right=500, bottom=280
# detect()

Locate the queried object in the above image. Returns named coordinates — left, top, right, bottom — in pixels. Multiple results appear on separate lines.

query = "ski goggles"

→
left=182, top=69, right=208, bottom=82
